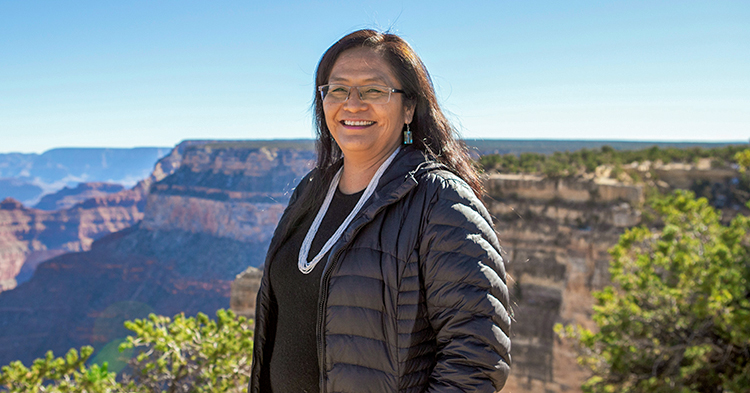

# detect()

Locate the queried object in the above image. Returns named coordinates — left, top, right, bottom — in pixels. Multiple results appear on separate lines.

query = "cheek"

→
left=323, top=107, right=336, bottom=128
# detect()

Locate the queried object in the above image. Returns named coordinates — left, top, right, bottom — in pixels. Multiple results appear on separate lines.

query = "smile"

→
left=341, top=120, right=375, bottom=126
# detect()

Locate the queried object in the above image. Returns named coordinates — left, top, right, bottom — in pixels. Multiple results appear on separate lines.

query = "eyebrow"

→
left=328, top=76, right=390, bottom=85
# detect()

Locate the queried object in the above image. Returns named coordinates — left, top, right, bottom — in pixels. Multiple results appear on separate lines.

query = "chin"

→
left=335, top=135, right=376, bottom=150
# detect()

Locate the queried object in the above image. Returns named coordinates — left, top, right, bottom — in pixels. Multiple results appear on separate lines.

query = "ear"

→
left=403, top=101, right=416, bottom=124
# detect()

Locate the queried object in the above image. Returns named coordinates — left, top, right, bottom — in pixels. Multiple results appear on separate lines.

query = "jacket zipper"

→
left=315, top=201, right=398, bottom=391
left=312, top=159, right=428, bottom=392
left=315, top=180, right=421, bottom=392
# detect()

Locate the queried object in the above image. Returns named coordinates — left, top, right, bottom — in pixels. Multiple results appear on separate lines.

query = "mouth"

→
left=341, top=120, right=376, bottom=127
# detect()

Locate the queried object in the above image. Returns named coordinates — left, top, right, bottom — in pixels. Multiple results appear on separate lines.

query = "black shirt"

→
left=266, top=187, right=364, bottom=393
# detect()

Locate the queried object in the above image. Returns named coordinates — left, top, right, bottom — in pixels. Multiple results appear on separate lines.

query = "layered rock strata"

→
left=488, top=177, right=640, bottom=392
left=0, top=193, right=145, bottom=292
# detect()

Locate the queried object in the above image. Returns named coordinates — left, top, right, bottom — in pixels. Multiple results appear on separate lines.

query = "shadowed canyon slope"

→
left=0, top=142, right=314, bottom=366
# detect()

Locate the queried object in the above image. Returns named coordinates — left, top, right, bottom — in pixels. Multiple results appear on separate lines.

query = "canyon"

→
left=0, top=145, right=185, bottom=293
left=0, top=191, right=145, bottom=292
left=0, top=141, right=314, bottom=367
left=0, top=140, right=743, bottom=392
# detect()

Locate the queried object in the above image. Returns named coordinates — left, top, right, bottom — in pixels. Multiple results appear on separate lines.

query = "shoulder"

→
left=418, top=168, right=475, bottom=200
left=415, top=168, right=494, bottom=229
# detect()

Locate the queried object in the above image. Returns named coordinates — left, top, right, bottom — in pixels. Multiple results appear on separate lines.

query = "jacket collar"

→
left=327, top=146, right=444, bottom=250
left=373, top=145, right=445, bottom=201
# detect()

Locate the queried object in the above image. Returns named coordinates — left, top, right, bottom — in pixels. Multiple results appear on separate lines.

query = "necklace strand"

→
left=298, top=147, right=401, bottom=274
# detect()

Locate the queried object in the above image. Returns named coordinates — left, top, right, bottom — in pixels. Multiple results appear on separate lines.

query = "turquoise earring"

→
left=403, top=123, right=413, bottom=145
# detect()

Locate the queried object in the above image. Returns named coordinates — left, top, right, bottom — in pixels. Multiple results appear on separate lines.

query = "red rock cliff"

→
left=0, top=192, right=144, bottom=292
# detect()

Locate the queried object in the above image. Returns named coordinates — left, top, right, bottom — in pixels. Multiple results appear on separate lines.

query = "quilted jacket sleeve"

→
left=420, top=175, right=511, bottom=392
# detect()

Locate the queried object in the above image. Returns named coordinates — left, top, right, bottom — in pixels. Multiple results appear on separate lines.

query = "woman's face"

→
left=324, top=48, right=415, bottom=163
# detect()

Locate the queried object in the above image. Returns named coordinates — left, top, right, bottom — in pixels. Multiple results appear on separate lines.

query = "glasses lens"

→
left=323, top=85, right=350, bottom=103
left=360, top=86, right=390, bottom=103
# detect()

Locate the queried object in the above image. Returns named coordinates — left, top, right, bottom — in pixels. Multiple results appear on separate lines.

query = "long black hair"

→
left=276, top=29, right=484, bottom=245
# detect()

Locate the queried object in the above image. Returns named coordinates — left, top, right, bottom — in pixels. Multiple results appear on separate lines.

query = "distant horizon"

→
left=2, top=137, right=747, bottom=155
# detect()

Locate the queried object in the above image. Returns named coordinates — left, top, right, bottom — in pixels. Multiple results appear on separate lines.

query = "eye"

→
left=363, top=86, right=387, bottom=94
left=326, top=85, right=349, bottom=99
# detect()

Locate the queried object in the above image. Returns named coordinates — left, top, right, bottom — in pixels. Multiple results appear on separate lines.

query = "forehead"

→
left=328, top=48, right=399, bottom=86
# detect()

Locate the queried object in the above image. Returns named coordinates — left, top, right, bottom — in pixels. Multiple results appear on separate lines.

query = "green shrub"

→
left=556, top=191, right=750, bottom=392
left=0, top=309, right=253, bottom=393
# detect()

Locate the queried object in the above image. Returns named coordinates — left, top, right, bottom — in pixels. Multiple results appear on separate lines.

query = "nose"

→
left=343, top=87, right=368, bottom=111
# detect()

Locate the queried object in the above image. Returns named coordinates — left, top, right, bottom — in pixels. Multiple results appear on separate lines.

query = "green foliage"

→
left=734, top=149, right=750, bottom=173
left=0, top=347, right=118, bottom=392
left=479, top=144, right=748, bottom=178
left=0, top=309, right=253, bottom=393
left=120, top=309, right=253, bottom=393
left=556, top=191, right=750, bottom=392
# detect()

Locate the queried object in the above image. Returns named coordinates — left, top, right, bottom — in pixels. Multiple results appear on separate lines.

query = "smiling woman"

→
left=248, top=29, right=511, bottom=393
left=321, top=48, right=415, bottom=193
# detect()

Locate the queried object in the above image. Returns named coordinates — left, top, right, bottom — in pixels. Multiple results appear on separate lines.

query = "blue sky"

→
left=1, top=1, right=748, bottom=153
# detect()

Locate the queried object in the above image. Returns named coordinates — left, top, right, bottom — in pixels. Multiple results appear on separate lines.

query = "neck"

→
left=339, top=146, right=400, bottom=194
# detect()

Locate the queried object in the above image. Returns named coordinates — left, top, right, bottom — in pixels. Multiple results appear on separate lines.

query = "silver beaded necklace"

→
left=297, top=147, right=401, bottom=274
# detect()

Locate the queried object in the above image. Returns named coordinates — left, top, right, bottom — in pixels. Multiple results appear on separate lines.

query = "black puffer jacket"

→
left=250, top=147, right=511, bottom=392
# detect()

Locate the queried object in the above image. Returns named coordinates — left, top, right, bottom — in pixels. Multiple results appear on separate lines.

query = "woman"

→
left=250, top=29, right=511, bottom=393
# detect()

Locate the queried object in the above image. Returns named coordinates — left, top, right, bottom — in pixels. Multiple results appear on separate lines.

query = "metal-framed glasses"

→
left=318, top=84, right=405, bottom=104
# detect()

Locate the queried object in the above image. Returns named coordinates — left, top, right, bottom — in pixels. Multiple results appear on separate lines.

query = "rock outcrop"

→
left=230, top=267, right=263, bottom=318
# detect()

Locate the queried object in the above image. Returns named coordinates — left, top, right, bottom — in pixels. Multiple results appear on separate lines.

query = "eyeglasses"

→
left=318, top=84, right=405, bottom=104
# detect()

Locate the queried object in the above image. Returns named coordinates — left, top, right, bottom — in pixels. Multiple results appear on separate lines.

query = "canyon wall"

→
left=469, top=168, right=738, bottom=392
left=486, top=175, right=641, bottom=392
left=0, top=192, right=145, bottom=292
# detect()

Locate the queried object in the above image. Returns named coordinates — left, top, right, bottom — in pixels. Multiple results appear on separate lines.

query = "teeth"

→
left=343, top=120, right=374, bottom=126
